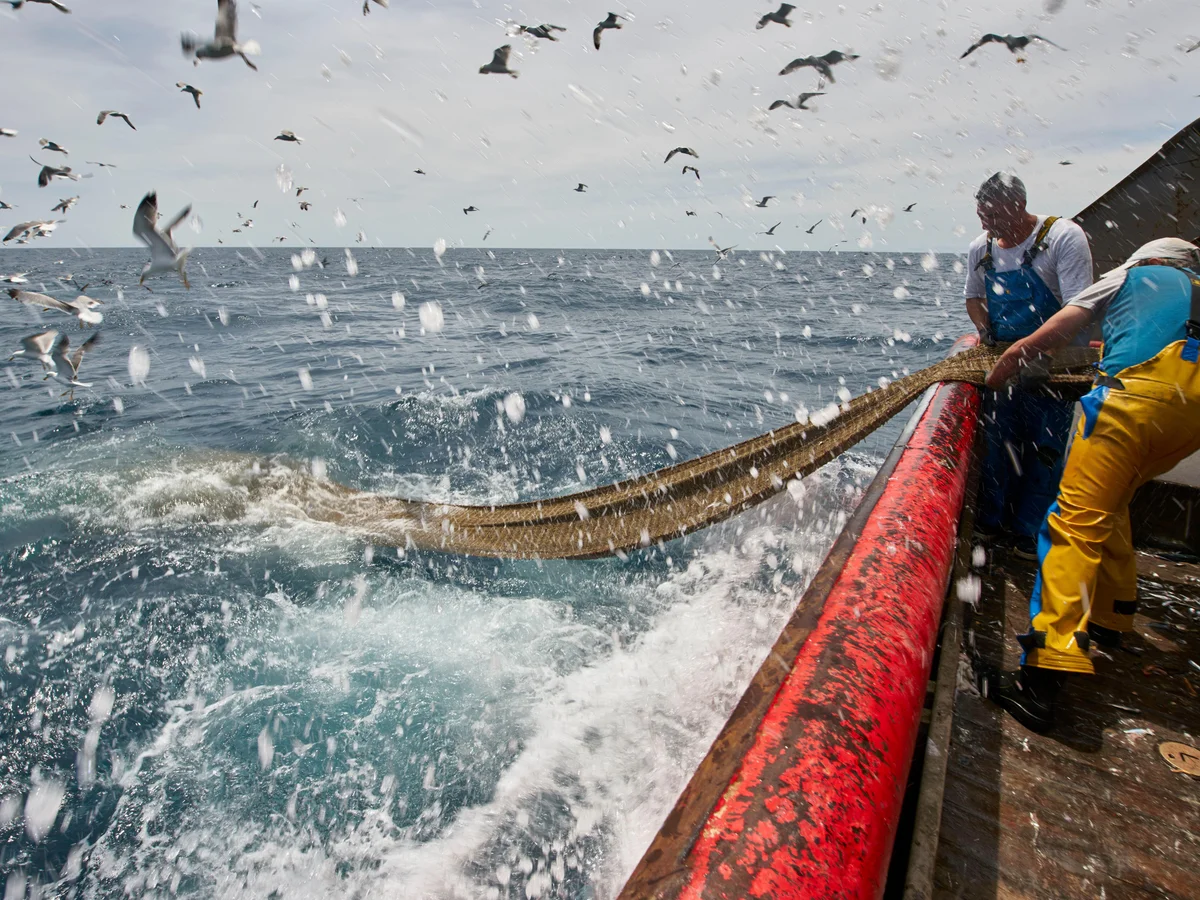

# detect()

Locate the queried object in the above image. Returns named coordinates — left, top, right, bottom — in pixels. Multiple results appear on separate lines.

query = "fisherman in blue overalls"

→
left=963, top=174, right=1094, bottom=557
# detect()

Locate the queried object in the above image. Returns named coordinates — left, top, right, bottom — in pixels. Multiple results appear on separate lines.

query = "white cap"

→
left=1103, top=237, right=1200, bottom=277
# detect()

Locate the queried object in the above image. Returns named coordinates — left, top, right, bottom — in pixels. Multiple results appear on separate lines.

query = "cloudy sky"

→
left=1, top=0, right=1197, bottom=251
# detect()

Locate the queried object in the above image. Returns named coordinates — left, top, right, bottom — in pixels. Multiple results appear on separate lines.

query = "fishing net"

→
left=299, top=344, right=1097, bottom=559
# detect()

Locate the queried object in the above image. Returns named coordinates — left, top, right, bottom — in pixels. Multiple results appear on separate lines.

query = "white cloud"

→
left=0, top=0, right=1196, bottom=251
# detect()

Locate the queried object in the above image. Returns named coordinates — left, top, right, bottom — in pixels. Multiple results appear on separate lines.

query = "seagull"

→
left=3, top=220, right=60, bottom=243
left=133, top=191, right=192, bottom=289
left=86, top=160, right=118, bottom=168
left=1, top=128, right=19, bottom=137
left=275, top=236, right=287, bottom=242
left=296, top=187, right=308, bottom=196
left=274, top=130, right=302, bottom=143
left=664, top=147, right=698, bottom=163
left=756, top=4, right=794, bottom=29
left=708, top=237, right=736, bottom=260
left=181, top=0, right=261, bottom=71
left=849, top=207, right=867, bottom=223
left=753, top=196, right=775, bottom=208
left=479, top=44, right=518, bottom=77
left=779, top=50, right=859, bottom=82
left=9, top=288, right=102, bottom=326
left=959, top=34, right=1065, bottom=60
left=51, top=196, right=79, bottom=213
left=362, top=0, right=387, bottom=13
left=50, top=332, right=100, bottom=398
left=1058, top=159, right=1073, bottom=165
left=483, top=228, right=492, bottom=241
left=519, top=23, right=566, bottom=40
left=413, top=169, right=425, bottom=175
left=903, top=202, right=917, bottom=212
left=39, top=139, right=69, bottom=155
left=299, top=201, right=311, bottom=210
left=6, top=0, right=71, bottom=13
left=574, top=183, right=587, bottom=192
left=463, top=206, right=479, bottom=214
left=758, top=222, right=782, bottom=235
left=769, top=92, right=824, bottom=110
left=97, top=110, right=136, bottom=130
left=9, top=331, right=60, bottom=374
left=1, top=273, right=28, bottom=283
left=177, top=83, right=203, bottom=108
left=31, top=158, right=82, bottom=188
left=804, top=219, right=821, bottom=233
left=682, top=165, right=700, bottom=180
left=685, top=210, right=697, bottom=216
left=593, top=12, right=622, bottom=50
left=0, top=201, right=15, bottom=210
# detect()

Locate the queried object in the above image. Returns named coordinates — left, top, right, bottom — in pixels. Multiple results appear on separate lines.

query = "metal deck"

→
left=932, top=548, right=1200, bottom=900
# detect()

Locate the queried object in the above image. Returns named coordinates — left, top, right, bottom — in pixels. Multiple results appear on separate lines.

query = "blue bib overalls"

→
left=977, top=219, right=1076, bottom=541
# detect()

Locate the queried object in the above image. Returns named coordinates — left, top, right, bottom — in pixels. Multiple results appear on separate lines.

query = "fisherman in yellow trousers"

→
left=980, top=237, right=1200, bottom=732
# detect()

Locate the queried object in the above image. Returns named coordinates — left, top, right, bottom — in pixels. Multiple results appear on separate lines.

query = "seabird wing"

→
left=593, top=24, right=603, bottom=49
left=491, top=45, right=510, bottom=67
left=779, top=57, right=809, bottom=75
left=768, top=99, right=790, bottom=110
left=11, top=289, right=73, bottom=314
left=961, top=34, right=999, bottom=58
left=1030, top=34, right=1066, bottom=50
left=164, top=204, right=192, bottom=238
left=798, top=92, right=824, bottom=102
left=4, top=221, right=39, bottom=242
left=779, top=4, right=795, bottom=14
left=21, top=330, right=59, bottom=358
left=71, top=332, right=100, bottom=373
left=97, top=111, right=110, bottom=125
left=215, top=0, right=237, bottom=42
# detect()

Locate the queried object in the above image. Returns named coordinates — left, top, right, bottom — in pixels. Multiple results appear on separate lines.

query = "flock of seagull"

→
left=1, top=0, right=1180, bottom=401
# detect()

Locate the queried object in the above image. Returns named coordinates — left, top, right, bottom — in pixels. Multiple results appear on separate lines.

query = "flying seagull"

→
left=769, top=92, right=823, bottom=110
left=753, top=196, right=775, bottom=208
left=849, top=207, right=867, bottom=223
left=708, top=237, right=736, bottom=260
left=664, top=147, right=698, bottom=164
left=0, top=128, right=17, bottom=137
left=804, top=219, right=822, bottom=233
left=903, top=202, right=917, bottom=212
left=463, top=206, right=478, bottom=214
left=362, top=0, right=387, bottom=13
left=274, top=130, right=302, bottom=143
left=1058, top=160, right=1073, bottom=165
left=31, top=158, right=82, bottom=188
left=181, top=0, right=261, bottom=71
left=9, top=288, right=103, bottom=326
left=0, top=201, right=13, bottom=210
left=960, top=34, right=1065, bottom=60
left=413, top=169, right=425, bottom=175
left=479, top=45, right=518, bottom=77
left=758, top=222, right=782, bottom=236
left=685, top=210, right=697, bottom=217
left=39, top=139, right=68, bottom=155
left=51, top=196, right=79, bottom=213
left=50, top=332, right=100, bottom=399
left=3, top=220, right=60, bottom=243
left=0, top=273, right=28, bottom=283
left=519, top=23, right=566, bottom=40
left=177, top=83, right=203, bottom=108
left=86, top=160, right=118, bottom=168
left=779, top=50, right=859, bottom=82
left=6, top=0, right=71, bottom=13
left=682, top=165, right=700, bottom=180
left=296, top=186, right=308, bottom=195
left=299, top=201, right=311, bottom=210
left=574, top=183, right=587, bottom=192
left=97, top=110, right=136, bottom=130
left=756, top=4, right=794, bottom=29
left=9, top=331, right=60, bottom=374
left=133, top=191, right=192, bottom=289
left=593, top=12, right=622, bottom=50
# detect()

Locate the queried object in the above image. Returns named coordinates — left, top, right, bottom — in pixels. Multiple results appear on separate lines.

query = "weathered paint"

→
left=618, top=376, right=980, bottom=900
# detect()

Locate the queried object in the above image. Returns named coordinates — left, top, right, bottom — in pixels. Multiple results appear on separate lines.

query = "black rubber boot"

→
left=1087, top=621, right=1124, bottom=650
left=978, top=664, right=1065, bottom=733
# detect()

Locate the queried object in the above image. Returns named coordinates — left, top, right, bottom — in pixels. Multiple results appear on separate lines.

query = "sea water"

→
left=0, top=247, right=968, bottom=898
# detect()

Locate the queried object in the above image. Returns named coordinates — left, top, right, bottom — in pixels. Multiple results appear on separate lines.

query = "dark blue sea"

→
left=0, top=246, right=970, bottom=898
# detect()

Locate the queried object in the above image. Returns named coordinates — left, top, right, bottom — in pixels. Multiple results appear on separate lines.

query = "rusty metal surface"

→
left=618, top=378, right=980, bottom=900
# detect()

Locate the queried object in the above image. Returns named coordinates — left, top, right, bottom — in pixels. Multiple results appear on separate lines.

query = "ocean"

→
left=0, top=246, right=969, bottom=899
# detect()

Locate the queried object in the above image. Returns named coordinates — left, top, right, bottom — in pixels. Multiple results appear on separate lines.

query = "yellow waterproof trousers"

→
left=1022, top=341, right=1200, bottom=674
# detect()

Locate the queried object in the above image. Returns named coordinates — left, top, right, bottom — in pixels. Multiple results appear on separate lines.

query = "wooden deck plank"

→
left=933, top=549, right=1200, bottom=900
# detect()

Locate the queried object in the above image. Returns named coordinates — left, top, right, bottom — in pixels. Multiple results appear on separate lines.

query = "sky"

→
left=0, top=0, right=1197, bottom=251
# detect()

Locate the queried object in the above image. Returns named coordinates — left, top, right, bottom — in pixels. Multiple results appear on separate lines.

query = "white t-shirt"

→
left=963, top=215, right=1094, bottom=306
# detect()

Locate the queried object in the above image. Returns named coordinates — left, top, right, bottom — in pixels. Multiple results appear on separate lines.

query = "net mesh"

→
left=299, top=344, right=1096, bottom=559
